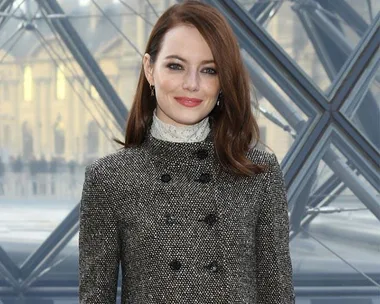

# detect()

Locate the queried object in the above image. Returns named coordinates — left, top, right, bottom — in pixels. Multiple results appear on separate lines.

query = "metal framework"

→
left=35, top=0, right=128, bottom=131
left=206, top=0, right=379, bottom=298
left=0, top=0, right=379, bottom=302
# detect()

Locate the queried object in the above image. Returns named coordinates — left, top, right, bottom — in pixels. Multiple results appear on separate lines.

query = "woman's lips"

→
left=174, top=97, right=203, bottom=107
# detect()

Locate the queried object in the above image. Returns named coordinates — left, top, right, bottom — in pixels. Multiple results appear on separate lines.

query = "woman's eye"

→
left=203, top=68, right=217, bottom=75
left=167, top=63, right=182, bottom=70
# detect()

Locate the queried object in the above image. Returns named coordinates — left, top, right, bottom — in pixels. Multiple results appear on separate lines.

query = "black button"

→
left=203, top=213, right=218, bottom=226
left=196, top=149, right=208, bottom=160
left=204, top=261, right=219, bottom=273
left=197, top=173, right=211, bottom=183
left=169, top=259, right=181, bottom=271
left=165, top=214, right=176, bottom=225
left=161, top=174, right=171, bottom=183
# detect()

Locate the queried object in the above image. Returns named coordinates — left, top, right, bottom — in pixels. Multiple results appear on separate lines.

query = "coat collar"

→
left=143, top=129, right=214, bottom=158
left=142, top=119, right=215, bottom=159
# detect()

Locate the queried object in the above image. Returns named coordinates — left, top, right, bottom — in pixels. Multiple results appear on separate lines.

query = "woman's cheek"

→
left=160, top=75, right=182, bottom=92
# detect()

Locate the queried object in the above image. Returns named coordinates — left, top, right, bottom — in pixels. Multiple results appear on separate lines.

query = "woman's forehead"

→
left=158, top=24, right=215, bottom=63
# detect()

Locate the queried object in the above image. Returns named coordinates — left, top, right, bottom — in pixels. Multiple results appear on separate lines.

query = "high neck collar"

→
left=150, top=109, right=211, bottom=143
left=142, top=117, right=214, bottom=159
left=142, top=129, right=215, bottom=169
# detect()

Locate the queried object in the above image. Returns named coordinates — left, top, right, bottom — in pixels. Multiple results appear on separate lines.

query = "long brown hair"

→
left=114, top=0, right=267, bottom=176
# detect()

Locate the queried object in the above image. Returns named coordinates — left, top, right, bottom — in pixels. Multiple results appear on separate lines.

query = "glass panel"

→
left=341, top=50, right=380, bottom=151
left=345, top=0, right=380, bottom=24
left=290, top=136, right=380, bottom=287
left=292, top=190, right=380, bottom=284
left=0, top=1, right=163, bottom=299
left=0, top=275, right=11, bottom=288
left=241, top=49, right=313, bottom=160
left=0, top=197, right=81, bottom=267
left=0, top=27, right=103, bottom=264
left=236, top=0, right=380, bottom=93
left=0, top=0, right=127, bottom=267
left=29, top=232, right=79, bottom=287
left=56, top=0, right=173, bottom=110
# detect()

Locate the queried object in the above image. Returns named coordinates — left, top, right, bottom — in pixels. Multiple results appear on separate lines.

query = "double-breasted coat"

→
left=79, top=130, right=295, bottom=304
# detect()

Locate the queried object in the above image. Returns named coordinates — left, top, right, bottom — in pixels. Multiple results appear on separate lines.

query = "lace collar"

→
left=150, top=108, right=211, bottom=143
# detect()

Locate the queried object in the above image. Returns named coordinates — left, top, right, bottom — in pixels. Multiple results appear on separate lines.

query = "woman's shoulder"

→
left=246, top=147, right=278, bottom=168
left=84, top=146, right=146, bottom=178
left=245, top=147, right=284, bottom=182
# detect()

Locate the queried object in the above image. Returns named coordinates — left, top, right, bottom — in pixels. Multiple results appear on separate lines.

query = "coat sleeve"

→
left=79, top=164, right=120, bottom=303
left=255, top=153, right=295, bottom=304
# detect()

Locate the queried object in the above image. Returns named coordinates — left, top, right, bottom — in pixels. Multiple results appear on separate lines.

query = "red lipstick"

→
left=174, top=96, right=203, bottom=107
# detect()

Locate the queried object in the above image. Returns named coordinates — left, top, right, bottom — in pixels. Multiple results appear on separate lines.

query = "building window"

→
left=56, top=64, right=66, bottom=100
left=23, top=65, right=33, bottom=101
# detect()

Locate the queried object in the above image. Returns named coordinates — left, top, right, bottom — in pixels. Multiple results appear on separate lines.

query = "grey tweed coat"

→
left=79, top=130, right=295, bottom=304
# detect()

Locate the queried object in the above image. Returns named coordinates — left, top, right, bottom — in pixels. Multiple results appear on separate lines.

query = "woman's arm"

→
left=255, top=153, right=295, bottom=304
left=79, top=164, right=120, bottom=303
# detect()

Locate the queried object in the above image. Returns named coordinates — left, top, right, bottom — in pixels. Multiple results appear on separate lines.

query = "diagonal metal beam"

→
left=333, top=111, right=379, bottom=167
left=294, top=3, right=380, bottom=152
left=330, top=15, right=379, bottom=107
left=119, top=0, right=154, bottom=27
left=242, top=50, right=380, bottom=229
left=36, top=0, right=128, bottom=131
left=204, top=0, right=328, bottom=111
left=0, top=0, right=13, bottom=13
left=316, top=0, right=370, bottom=36
left=20, top=204, right=80, bottom=287
left=294, top=7, right=339, bottom=80
left=216, top=0, right=379, bottom=183
left=0, top=247, right=20, bottom=289
left=248, top=1, right=271, bottom=20
left=248, top=1, right=281, bottom=26
left=0, top=25, right=23, bottom=60
left=145, top=0, right=158, bottom=18
left=92, top=0, right=143, bottom=56
left=290, top=175, right=345, bottom=240
left=221, top=1, right=380, bottom=226
left=241, top=51, right=308, bottom=133
left=32, top=22, right=121, bottom=149
left=303, top=2, right=352, bottom=57
left=0, top=0, right=25, bottom=33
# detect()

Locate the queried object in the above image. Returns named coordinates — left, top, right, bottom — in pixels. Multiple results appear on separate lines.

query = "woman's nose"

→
left=182, top=70, right=199, bottom=91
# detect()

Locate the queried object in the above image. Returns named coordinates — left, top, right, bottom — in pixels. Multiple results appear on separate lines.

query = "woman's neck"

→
left=150, top=109, right=211, bottom=143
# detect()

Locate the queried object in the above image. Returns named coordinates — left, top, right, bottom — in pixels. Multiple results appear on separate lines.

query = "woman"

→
left=79, top=1, right=295, bottom=303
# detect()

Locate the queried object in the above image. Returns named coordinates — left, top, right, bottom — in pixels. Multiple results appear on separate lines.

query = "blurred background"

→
left=0, top=0, right=379, bottom=303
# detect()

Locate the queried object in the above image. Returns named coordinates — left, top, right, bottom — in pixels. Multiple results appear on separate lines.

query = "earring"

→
left=217, top=90, right=222, bottom=106
left=150, top=84, right=155, bottom=96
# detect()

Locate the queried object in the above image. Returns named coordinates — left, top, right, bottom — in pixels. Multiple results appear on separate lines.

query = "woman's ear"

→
left=143, top=53, right=154, bottom=85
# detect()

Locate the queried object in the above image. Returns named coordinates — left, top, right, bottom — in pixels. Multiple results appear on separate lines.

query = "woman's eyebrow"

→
left=164, top=55, right=215, bottom=64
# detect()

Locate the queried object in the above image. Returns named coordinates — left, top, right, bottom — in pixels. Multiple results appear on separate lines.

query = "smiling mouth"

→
left=174, top=97, right=203, bottom=107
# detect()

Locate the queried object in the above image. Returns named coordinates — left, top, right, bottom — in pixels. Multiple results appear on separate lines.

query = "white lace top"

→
left=150, top=109, right=211, bottom=143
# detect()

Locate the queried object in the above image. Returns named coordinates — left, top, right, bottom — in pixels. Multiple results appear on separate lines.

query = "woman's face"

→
left=143, top=24, right=220, bottom=127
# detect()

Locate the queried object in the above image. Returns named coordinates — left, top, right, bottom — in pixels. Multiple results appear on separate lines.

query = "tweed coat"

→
left=79, top=130, right=295, bottom=304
